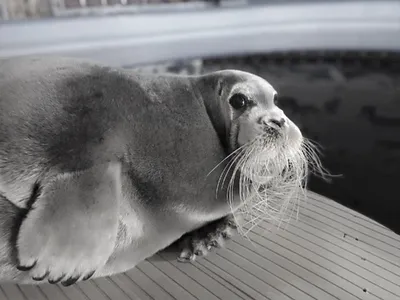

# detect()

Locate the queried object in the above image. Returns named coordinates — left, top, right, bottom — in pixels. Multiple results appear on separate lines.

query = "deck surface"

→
left=1, top=192, right=399, bottom=300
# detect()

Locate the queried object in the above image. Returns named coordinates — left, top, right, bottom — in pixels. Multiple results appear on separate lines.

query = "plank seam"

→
left=121, top=273, right=155, bottom=300
left=134, top=266, right=176, bottom=300
left=147, top=259, right=200, bottom=300
left=59, top=284, right=90, bottom=300
left=231, top=239, right=344, bottom=300
left=223, top=247, right=319, bottom=300
left=88, top=280, right=113, bottom=300
left=243, top=230, right=364, bottom=300
left=157, top=253, right=223, bottom=300
left=203, top=256, right=273, bottom=300
left=287, top=220, right=400, bottom=285
left=266, top=227, right=400, bottom=298
left=299, top=213, right=400, bottom=268
left=304, top=201, right=400, bottom=249
left=15, top=286, right=29, bottom=300
left=195, top=260, right=254, bottom=300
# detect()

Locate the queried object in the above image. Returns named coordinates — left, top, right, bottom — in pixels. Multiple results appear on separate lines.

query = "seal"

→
left=0, top=56, right=320, bottom=285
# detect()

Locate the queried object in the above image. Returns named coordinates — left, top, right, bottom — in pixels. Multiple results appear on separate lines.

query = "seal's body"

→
left=0, top=56, right=306, bottom=285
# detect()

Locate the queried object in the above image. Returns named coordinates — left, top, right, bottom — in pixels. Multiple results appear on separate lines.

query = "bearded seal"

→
left=0, top=56, right=317, bottom=285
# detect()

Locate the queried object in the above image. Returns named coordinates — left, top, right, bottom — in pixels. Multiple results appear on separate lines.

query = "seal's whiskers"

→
left=222, top=136, right=328, bottom=237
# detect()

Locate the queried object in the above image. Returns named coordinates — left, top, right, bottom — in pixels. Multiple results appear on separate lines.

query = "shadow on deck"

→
left=1, top=192, right=399, bottom=300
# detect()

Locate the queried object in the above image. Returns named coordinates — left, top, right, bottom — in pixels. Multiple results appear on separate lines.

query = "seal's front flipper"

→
left=16, top=163, right=121, bottom=285
left=177, top=214, right=238, bottom=263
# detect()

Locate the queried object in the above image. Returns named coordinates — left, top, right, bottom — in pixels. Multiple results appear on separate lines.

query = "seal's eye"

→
left=229, top=93, right=248, bottom=110
left=273, top=94, right=278, bottom=105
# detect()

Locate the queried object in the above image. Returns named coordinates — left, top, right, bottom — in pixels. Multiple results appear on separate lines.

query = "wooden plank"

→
left=300, top=201, right=400, bottom=255
left=58, top=285, right=90, bottom=300
left=0, top=284, right=27, bottom=300
left=298, top=209, right=400, bottom=269
left=204, top=253, right=292, bottom=300
left=307, top=192, right=394, bottom=232
left=160, top=251, right=248, bottom=300
left=195, top=257, right=268, bottom=300
left=241, top=228, right=373, bottom=300
left=286, top=219, right=400, bottom=287
left=249, top=222, right=400, bottom=299
left=38, top=285, right=69, bottom=300
left=150, top=253, right=233, bottom=300
left=90, top=278, right=132, bottom=300
left=294, top=216, right=400, bottom=277
left=231, top=235, right=362, bottom=300
left=0, top=287, right=9, bottom=300
left=76, top=281, right=112, bottom=300
left=307, top=193, right=400, bottom=242
left=248, top=226, right=385, bottom=299
left=225, top=241, right=337, bottom=300
left=18, top=285, right=47, bottom=300
left=110, top=274, right=152, bottom=300
left=218, top=247, right=316, bottom=300
left=137, top=260, right=197, bottom=300
left=125, top=267, right=175, bottom=300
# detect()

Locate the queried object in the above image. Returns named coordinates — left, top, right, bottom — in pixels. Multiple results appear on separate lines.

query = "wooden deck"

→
left=1, top=192, right=399, bottom=300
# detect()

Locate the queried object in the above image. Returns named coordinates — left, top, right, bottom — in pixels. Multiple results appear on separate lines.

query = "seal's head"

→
left=221, top=71, right=302, bottom=156
left=199, top=70, right=324, bottom=230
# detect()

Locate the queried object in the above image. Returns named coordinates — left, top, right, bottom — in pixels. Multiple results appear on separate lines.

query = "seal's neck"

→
left=191, top=74, right=230, bottom=152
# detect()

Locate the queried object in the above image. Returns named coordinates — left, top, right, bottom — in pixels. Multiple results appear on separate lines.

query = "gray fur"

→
left=0, top=56, right=242, bottom=284
left=0, top=56, right=297, bottom=284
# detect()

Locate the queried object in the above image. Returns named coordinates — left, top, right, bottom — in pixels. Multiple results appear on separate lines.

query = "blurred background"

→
left=0, top=0, right=400, bottom=234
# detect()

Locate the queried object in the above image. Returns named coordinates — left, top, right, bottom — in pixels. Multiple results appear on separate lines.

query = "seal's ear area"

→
left=216, top=78, right=224, bottom=97
left=273, top=93, right=279, bottom=106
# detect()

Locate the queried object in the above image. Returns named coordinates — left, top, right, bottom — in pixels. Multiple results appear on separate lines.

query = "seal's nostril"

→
left=270, top=118, right=285, bottom=128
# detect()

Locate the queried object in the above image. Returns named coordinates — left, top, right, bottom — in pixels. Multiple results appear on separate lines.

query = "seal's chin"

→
left=225, top=120, right=312, bottom=232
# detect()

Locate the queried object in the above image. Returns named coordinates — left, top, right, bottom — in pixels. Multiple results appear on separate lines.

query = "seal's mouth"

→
left=235, top=114, right=298, bottom=152
left=263, top=126, right=282, bottom=139
left=217, top=133, right=329, bottom=235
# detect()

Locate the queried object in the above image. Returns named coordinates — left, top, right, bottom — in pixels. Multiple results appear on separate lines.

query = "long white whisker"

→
left=211, top=123, right=327, bottom=244
left=207, top=143, right=248, bottom=177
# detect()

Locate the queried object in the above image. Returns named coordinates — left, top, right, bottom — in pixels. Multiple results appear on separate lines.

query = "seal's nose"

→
left=259, top=114, right=287, bottom=129
left=269, top=117, right=286, bottom=128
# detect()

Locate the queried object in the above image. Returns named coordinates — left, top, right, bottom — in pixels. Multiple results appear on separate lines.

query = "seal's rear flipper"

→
left=16, top=162, right=121, bottom=285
